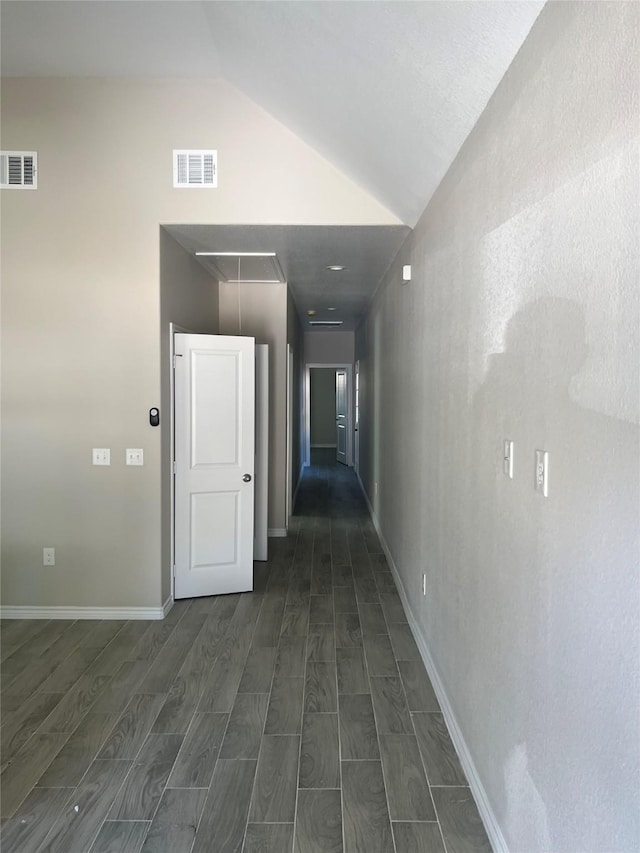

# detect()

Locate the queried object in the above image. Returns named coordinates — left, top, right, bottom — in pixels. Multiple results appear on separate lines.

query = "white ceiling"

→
left=1, top=0, right=544, bottom=329
left=1, top=0, right=544, bottom=227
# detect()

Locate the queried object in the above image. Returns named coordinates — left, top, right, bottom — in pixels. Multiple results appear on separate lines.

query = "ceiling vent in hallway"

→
left=1, top=151, right=37, bottom=189
left=309, top=320, right=343, bottom=326
left=173, top=150, right=217, bottom=188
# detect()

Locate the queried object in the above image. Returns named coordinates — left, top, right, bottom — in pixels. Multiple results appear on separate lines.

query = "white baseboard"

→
left=356, top=472, right=506, bottom=853
left=268, top=528, right=287, bottom=538
left=0, top=597, right=173, bottom=621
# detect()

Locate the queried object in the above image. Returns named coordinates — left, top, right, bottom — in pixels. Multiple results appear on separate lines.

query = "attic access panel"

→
left=197, top=253, right=285, bottom=283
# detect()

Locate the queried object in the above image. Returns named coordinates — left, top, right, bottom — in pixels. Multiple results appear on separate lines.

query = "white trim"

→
left=268, top=528, right=287, bottom=538
left=311, top=443, right=337, bottom=448
left=0, top=597, right=173, bottom=621
left=169, top=322, right=193, bottom=602
left=254, top=344, right=269, bottom=562
left=286, top=344, right=294, bottom=523
left=356, top=472, right=508, bottom=853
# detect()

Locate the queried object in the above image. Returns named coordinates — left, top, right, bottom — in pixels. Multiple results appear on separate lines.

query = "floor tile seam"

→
left=1, top=619, right=58, bottom=663
left=329, top=528, right=349, bottom=853
left=354, top=597, right=398, bottom=853
left=100, top=818, right=153, bottom=823
left=161, top=608, right=235, bottom=697
left=9, top=691, right=94, bottom=779
left=90, top=720, right=188, bottom=838
left=33, top=749, right=136, bottom=853
left=92, top=694, right=170, bottom=761
left=161, top=785, right=209, bottom=790
left=376, top=548, right=449, bottom=853
left=0, top=620, right=50, bottom=656
left=4, top=621, right=93, bottom=703
left=243, top=574, right=304, bottom=846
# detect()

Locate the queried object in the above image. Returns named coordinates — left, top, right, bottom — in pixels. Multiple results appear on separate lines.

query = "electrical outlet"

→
left=43, top=547, right=55, bottom=566
left=422, top=573, right=427, bottom=596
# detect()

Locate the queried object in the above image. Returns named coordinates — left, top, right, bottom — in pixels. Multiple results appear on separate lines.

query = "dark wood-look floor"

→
left=0, top=450, right=492, bottom=852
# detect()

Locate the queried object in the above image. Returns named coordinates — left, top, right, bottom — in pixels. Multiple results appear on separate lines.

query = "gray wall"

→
left=310, top=369, right=336, bottom=446
left=218, top=281, right=289, bottom=532
left=305, top=330, right=354, bottom=364
left=287, top=290, right=304, bottom=504
left=0, top=77, right=396, bottom=609
left=357, top=3, right=639, bottom=850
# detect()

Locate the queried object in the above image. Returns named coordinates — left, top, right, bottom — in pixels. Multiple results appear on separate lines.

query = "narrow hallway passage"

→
left=1, top=451, right=491, bottom=853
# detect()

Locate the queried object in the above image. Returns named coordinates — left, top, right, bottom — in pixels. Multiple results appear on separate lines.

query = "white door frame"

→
left=304, top=363, right=353, bottom=467
left=169, top=322, right=193, bottom=600
left=254, top=345, right=269, bottom=561
left=354, top=359, right=360, bottom=475
left=286, top=344, right=294, bottom=524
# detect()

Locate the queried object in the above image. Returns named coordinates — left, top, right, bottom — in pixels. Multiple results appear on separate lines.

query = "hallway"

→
left=1, top=451, right=491, bottom=852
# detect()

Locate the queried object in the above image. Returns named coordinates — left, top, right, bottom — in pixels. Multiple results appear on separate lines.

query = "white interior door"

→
left=174, top=333, right=255, bottom=598
left=336, top=369, right=347, bottom=465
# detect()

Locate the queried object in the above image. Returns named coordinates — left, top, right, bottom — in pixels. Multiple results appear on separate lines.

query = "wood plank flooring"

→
left=0, top=450, right=491, bottom=852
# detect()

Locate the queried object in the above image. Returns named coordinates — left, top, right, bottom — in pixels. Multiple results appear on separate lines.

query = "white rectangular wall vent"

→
left=173, top=150, right=217, bottom=188
left=1, top=151, right=37, bottom=189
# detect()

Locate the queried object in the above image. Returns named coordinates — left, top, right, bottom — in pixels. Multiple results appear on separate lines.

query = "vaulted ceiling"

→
left=1, top=0, right=544, bottom=227
left=2, top=1, right=545, bottom=328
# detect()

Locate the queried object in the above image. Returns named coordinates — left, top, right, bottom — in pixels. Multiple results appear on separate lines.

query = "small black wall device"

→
left=149, top=408, right=160, bottom=427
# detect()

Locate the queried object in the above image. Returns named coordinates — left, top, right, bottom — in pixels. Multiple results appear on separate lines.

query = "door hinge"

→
left=173, top=353, right=183, bottom=369
left=173, top=460, right=177, bottom=475
left=172, top=563, right=176, bottom=577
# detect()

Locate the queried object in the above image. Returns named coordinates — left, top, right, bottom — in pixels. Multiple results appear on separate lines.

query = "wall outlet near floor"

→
left=422, top=573, right=427, bottom=596
left=43, top=547, right=55, bottom=566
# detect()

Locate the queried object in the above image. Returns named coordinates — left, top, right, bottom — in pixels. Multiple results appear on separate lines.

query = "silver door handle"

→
left=242, top=474, right=252, bottom=483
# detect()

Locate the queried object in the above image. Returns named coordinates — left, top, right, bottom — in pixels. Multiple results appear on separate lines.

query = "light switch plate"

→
left=503, top=439, right=514, bottom=479
left=126, top=448, right=144, bottom=466
left=535, top=450, right=549, bottom=497
left=92, top=448, right=110, bottom=466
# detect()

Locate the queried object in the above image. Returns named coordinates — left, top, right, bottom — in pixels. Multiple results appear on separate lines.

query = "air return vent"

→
left=1, top=151, right=37, bottom=189
left=173, top=150, right=217, bottom=188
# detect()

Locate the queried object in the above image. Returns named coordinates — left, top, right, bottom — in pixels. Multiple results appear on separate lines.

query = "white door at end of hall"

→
left=336, top=369, right=347, bottom=465
left=174, top=333, right=255, bottom=599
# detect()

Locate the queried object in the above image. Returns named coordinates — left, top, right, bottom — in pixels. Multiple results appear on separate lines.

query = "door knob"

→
left=242, top=474, right=252, bottom=483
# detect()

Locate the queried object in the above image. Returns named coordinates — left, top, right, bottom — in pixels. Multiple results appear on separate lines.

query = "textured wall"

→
left=218, top=282, right=288, bottom=532
left=287, top=291, right=304, bottom=502
left=304, top=331, right=355, bottom=365
left=357, top=3, right=640, bottom=850
left=0, top=77, right=396, bottom=609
